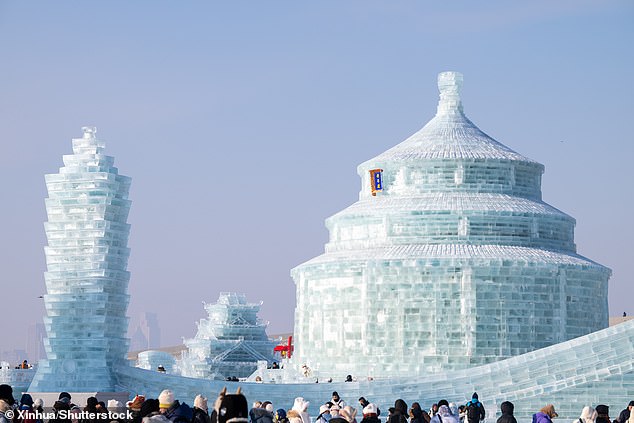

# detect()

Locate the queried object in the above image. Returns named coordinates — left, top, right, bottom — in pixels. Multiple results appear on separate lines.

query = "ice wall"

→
left=115, top=318, right=634, bottom=422
left=30, top=127, right=131, bottom=392
left=291, top=72, right=611, bottom=379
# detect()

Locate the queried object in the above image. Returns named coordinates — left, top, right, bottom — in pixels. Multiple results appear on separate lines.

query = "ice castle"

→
left=291, top=71, right=611, bottom=378
left=179, top=293, right=276, bottom=380
left=30, top=127, right=132, bottom=392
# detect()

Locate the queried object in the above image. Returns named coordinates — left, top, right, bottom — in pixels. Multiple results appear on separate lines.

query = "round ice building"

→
left=291, top=72, right=611, bottom=379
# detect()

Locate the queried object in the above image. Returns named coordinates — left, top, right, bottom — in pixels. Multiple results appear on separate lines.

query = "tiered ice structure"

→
left=291, top=72, right=611, bottom=379
left=179, top=293, right=276, bottom=380
left=30, top=127, right=131, bottom=392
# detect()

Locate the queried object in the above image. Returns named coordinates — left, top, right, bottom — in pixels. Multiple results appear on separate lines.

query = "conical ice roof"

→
left=359, top=71, right=538, bottom=168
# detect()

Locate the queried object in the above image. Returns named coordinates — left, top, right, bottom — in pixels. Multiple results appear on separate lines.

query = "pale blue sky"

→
left=0, top=1, right=632, bottom=352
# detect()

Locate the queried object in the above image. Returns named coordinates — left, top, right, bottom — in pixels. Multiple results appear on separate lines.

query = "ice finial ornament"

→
left=437, top=71, right=464, bottom=116
left=82, top=126, right=97, bottom=139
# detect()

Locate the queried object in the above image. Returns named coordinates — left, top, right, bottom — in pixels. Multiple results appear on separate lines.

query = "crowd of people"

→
left=0, top=383, right=632, bottom=423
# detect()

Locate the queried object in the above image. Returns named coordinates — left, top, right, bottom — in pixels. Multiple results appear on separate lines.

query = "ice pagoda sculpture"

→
left=291, top=72, right=611, bottom=379
left=30, top=127, right=132, bottom=392
left=179, top=292, right=276, bottom=380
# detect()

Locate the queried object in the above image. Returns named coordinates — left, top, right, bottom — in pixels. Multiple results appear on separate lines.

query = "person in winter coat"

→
left=250, top=405, right=273, bottom=423
left=388, top=400, right=408, bottom=423
left=142, top=399, right=170, bottom=423
left=287, top=410, right=304, bottom=423
left=360, top=404, right=380, bottom=423
left=464, top=394, right=485, bottom=423
left=616, top=403, right=634, bottom=423
left=192, top=395, right=211, bottom=423
left=341, top=407, right=357, bottom=423
left=331, top=394, right=346, bottom=410
left=410, top=403, right=429, bottom=423
left=128, top=395, right=147, bottom=423
left=496, top=402, right=517, bottom=423
left=429, top=402, right=449, bottom=423
left=159, top=390, right=193, bottom=423
left=0, top=385, right=14, bottom=423
left=50, top=395, right=73, bottom=423
left=359, top=399, right=380, bottom=418
left=436, top=406, right=460, bottom=423
left=595, top=405, right=609, bottom=423
left=18, top=394, right=36, bottom=423
left=274, top=410, right=289, bottom=423
left=330, top=406, right=348, bottom=423
left=316, top=405, right=332, bottom=423
left=573, top=406, right=596, bottom=423
left=533, top=405, right=558, bottom=423
left=291, top=398, right=310, bottom=423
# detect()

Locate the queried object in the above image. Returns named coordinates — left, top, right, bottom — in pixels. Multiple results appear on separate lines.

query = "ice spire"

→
left=436, top=71, right=464, bottom=116
left=30, top=127, right=131, bottom=392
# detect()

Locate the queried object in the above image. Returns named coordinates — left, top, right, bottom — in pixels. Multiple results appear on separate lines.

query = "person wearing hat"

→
left=128, top=395, right=147, bottom=423
left=316, top=404, right=332, bottom=423
left=158, top=389, right=193, bottom=423
left=595, top=405, right=610, bottom=423
left=192, top=395, right=211, bottom=423
left=533, top=405, right=558, bottom=423
left=360, top=404, right=380, bottom=423
left=358, top=399, right=379, bottom=418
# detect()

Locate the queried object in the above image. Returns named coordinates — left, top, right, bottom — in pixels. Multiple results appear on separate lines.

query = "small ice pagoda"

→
left=179, top=292, right=275, bottom=380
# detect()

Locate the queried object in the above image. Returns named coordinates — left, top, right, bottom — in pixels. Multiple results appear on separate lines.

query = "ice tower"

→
left=291, top=72, right=611, bottom=379
left=30, top=127, right=132, bottom=392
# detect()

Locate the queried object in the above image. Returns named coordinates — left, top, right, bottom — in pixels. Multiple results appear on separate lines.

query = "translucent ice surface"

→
left=290, top=72, right=611, bottom=379
left=179, top=293, right=276, bottom=380
left=30, top=127, right=131, bottom=392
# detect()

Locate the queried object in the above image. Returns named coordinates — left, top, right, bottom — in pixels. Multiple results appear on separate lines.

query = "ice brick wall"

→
left=30, top=127, right=131, bottom=392
left=115, top=319, right=634, bottom=422
left=291, top=72, right=611, bottom=379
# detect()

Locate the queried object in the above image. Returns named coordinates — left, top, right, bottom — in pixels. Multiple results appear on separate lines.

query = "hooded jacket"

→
left=0, top=399, right=12, bottom=423
left=533, top=406, right=557, bottom=423
left=496, top=402, right=517, bottom=423
left=388, top=400, right=408, bottom=423
left=164, top=401, right=194, bottom=423
left=251, top=409, right=274, bottom=423
left=573, top=406, right=596, bottom=423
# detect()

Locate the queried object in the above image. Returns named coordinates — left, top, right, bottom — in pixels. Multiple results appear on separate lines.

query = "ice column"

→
left=30, top=127, right=132, bottom=392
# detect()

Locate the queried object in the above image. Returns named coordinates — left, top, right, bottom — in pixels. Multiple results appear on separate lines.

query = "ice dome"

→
left=291, top=72, right=611, bottom=379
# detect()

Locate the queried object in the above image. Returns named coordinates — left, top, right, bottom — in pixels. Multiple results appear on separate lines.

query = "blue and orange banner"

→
left=369, top=168, right=383, bottom=196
